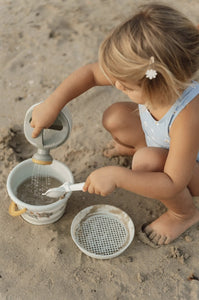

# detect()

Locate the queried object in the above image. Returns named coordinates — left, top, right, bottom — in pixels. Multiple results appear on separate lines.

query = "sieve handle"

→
left=9, top=201, right=27, bottom=217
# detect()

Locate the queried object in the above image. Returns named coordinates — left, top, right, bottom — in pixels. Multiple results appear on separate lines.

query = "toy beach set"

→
left=7, top=104, right=135, bottom=259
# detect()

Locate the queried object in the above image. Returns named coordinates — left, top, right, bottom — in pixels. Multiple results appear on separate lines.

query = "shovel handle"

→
left=9, top=201, right=27, bottom=217
left=72, top=182, right=85, bottom=191
left=64, top=182, right=85, bottom=192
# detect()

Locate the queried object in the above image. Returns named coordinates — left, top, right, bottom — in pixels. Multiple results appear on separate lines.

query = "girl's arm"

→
left=31, top=62, right=110, bottom=137
left=84, top=95, right=199, bottom=200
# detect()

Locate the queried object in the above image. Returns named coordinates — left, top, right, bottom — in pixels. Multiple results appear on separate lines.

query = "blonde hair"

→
left=99, top=3, right=199, bottom=106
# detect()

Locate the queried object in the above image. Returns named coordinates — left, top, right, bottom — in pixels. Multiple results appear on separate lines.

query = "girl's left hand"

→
left=83, top=166, right=118, bottom=196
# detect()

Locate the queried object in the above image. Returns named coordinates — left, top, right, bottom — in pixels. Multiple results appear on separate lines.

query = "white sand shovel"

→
left=42, top=182, right=85, bottom=198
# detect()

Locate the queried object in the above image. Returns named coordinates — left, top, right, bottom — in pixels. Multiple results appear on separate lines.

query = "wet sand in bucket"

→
left=17, top=176, right=63, bottom=205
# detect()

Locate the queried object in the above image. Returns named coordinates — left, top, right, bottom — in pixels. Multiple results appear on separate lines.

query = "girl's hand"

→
left=30, top=102, right=59, bottom=138
left=83, top=166, right=118, bottom=196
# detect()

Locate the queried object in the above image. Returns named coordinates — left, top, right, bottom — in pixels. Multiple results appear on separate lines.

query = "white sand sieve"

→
left=71, top=205, right=135, bottom=259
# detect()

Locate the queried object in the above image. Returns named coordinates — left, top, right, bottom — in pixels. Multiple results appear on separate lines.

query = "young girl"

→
left=31, top=4, right=199, bottom=247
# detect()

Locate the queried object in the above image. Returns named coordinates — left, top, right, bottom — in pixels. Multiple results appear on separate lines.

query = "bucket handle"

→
left=9, top=201, right=27, bottom=216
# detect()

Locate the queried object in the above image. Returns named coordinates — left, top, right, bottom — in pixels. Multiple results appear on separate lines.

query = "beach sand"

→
left=1, top=1, right=199, bottom=299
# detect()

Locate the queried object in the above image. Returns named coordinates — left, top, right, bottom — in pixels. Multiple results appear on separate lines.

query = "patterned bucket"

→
left=7, top=159, right=74, bottom=225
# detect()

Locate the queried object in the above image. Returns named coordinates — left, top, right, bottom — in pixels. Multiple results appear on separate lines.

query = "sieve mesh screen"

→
left=74, top=214, right=128, bottom=256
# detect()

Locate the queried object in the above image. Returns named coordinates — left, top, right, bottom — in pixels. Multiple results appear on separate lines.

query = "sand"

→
left=1, top=0, right=199, bottom=299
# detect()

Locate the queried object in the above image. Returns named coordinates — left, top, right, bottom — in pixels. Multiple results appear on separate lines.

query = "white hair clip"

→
left=145, top=69, right=157, bottom=80
left=145, top=56, right=157, bottom=80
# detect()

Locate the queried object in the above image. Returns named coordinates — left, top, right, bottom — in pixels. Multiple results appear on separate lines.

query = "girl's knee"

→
left=132, top=148, right=151, bottom=171
left=102, top=102, right=137, bottom=132
left=132, top=147, right=168, bottom=171
left=102, top=102, right=126, bottom=131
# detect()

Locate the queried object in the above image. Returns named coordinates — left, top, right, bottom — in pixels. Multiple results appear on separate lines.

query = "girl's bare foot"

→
left=142, top=208, right=199, bottom=246
left=103, top=140, right=136, bottom=158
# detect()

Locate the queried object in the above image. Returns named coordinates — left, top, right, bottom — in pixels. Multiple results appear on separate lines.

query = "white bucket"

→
left=7, top=159, right=74, bottom=225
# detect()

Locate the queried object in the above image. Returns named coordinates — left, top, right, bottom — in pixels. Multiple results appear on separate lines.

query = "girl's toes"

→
left=142, top=223, right=153, bottom=236
left=148, top=230, right=157, bottom=240
left=152, top=234, right=161, bottom=245
left=158, top=235, right=167, bottom=245
left=103, top=147, right=118, bottom=158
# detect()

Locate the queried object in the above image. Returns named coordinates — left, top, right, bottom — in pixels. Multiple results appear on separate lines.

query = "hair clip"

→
left=145, top=56, right=157, bottom=80
left=145, top=69, right=157, bottom=80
